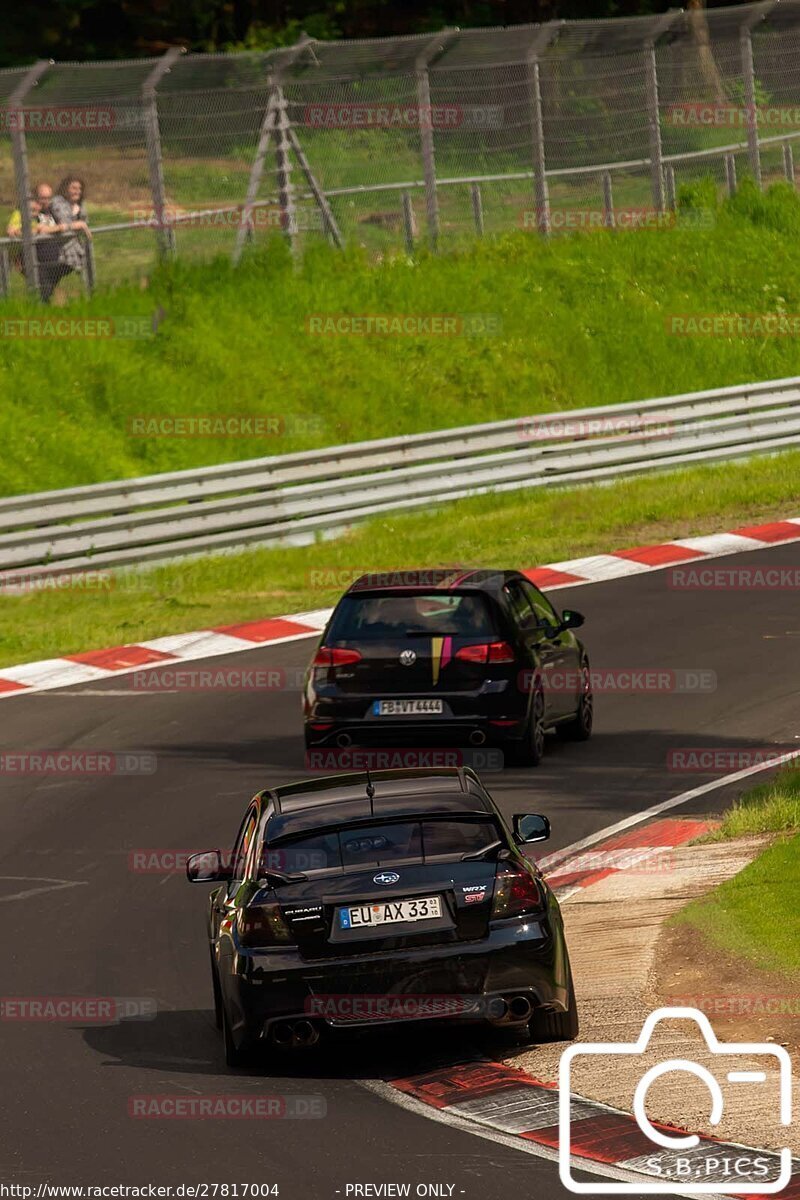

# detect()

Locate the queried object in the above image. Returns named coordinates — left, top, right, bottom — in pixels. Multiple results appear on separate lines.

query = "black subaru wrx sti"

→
left=303, top=569, right=592, bottom=766
left=187, top=767, right=578, bottom=1068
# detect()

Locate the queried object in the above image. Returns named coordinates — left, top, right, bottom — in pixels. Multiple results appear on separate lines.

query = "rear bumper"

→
left=304, top=716, right=527, bottom=749
left=222, top=916, right=569, bottom=1040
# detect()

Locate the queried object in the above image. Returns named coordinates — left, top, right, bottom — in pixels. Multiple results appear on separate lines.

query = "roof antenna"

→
left=365, top=766, right=375, bottom=813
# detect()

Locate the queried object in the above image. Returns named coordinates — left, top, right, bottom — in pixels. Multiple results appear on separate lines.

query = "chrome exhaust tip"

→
left=508, top=995, right=533, bottom=1021
left=336, top=732, right=353, bottom=748
left=272, top=1021, right=294, bottom=1047
left=293, top=1019, right=320, bottom=1046
left=469, top=729, right=487, bottom=746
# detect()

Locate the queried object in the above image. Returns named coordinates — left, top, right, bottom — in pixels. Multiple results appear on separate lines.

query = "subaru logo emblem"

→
left=399, top=649, right=416, bottom=666
left=374, top=871, right=400, bottom=885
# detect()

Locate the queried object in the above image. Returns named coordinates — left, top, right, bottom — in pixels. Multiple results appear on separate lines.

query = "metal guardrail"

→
left=2, top=376, right=800, bottom=585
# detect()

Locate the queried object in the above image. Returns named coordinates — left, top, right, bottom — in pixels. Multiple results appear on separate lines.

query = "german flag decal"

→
left=430, top=636, right=453, bottom=686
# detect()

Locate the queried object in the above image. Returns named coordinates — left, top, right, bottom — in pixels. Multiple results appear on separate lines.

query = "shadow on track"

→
left=79, top=1007, right=526, bottom=1082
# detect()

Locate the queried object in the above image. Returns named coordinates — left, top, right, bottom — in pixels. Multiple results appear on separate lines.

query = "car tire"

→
left=508, top=688, right=546, bottom=767
left=222, top=1001, right=257, bottom=1069
left=556, top=659, right=593, bottom=742
left=210, top=947, right=223, bottom=1031
left=528, top=965, right=579, bottom=1044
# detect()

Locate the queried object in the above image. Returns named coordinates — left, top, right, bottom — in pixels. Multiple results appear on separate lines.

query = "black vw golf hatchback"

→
left=303, top=569, right=592, bottom=766
left=188, top=767, right=578, bottom=1068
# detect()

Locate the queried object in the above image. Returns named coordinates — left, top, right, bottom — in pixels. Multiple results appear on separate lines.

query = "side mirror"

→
left=186, top=850, right=233, bottom=883
left=561, top=609, right=585, bottom=630
left=512, top=813, right=551, bottom=844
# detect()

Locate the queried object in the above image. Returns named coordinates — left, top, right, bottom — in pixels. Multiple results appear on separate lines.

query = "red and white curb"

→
left=376, top=816, right=796, bottom=1198
left=384, top=1059, right=798, bottom=1198
left=539, top=816, right=712, bottom=899
left=2, top=518, right=799, bottom=700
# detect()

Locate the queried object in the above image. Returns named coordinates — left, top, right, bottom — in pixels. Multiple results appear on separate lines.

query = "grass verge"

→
left=672, top=832, right=800, bottom=977
left=674, top=765, right=800, bottom=977
left=1, top=446, right=798, bottom=667
left=702, top=765, right=800, bottom=841
left=5, top=179, right=800, bottom=494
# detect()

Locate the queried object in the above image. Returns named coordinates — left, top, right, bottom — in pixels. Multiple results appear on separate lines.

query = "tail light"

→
left=236, top=904, right=295, bottom=948
left=491, top=865, right=546, bottom=919
left=312, top=647, right=362, bottom=668
left=455, top=641, right=515, bottom=664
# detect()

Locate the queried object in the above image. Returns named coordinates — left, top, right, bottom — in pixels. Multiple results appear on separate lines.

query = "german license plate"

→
left=338, top=895, right=442, bottom=929
left=373, top=699, right=444, bottom=716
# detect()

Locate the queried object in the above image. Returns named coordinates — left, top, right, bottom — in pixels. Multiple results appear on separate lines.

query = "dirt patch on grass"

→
left=651, top=921, right=800, bottom=1059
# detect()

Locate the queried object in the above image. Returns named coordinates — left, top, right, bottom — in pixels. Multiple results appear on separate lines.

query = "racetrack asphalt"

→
left=1, top=540, right=798, bottom=1196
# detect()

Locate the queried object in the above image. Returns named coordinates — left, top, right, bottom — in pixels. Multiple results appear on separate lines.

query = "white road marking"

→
left=538, top=747, right=800, bottom=873
left=0, top=877, right=89, bottom=902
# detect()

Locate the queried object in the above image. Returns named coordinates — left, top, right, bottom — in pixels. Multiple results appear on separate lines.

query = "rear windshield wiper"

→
left=460, top=840, right=504, bottom=862
left=257, top=869, right=308, bottom=887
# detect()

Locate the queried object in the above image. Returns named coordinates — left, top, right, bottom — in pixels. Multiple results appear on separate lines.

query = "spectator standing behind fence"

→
left=48, top=176, right=92, bottom=301
left=31, top=184, right=69, bottom=303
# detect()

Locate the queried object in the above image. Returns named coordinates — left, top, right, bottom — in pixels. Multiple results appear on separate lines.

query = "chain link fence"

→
left=2, top=0, right=800, bottom=300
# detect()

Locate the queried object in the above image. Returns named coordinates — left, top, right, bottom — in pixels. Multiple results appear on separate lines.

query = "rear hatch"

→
left=280, top=859, right=497, bottom=956
left=320, top=590, right=506, bottom=696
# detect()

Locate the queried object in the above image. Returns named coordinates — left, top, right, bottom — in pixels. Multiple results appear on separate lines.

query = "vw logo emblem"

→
left=374, top=871, right=400, bottom=885
left=399, top=649, right=416, bottom=666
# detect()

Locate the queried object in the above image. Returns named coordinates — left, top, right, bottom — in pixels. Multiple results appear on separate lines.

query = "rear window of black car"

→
left=326, top=593, right=497, bottom=641
left=260, top=818, right=500, bottom=875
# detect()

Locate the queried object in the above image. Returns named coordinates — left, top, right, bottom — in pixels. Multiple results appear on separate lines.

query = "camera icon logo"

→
left=558, top=1006, right=792, bottom=1194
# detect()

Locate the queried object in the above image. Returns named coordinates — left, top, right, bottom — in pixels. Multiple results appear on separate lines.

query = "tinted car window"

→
left=504, top=581, right=535, bottom=627
left=520, top=580, right=560, bottom=628
left=326, top=593, right=496, bottom=640
left=261, top=818, right=500, bottom=873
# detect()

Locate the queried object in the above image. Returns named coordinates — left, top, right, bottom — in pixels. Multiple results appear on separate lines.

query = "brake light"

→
left=491, top=865, right=546, bottom=919
left=236, top=904, right=295, bottom=947
left=455, top=641, right=514, bottom=664
left=312, top=647, right=362, bottom=667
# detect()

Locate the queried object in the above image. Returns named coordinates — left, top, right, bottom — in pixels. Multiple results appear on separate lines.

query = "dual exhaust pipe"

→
left=488, top=994, right=533, bottom=1025
left=271, top=1018, right=320, bottom=1049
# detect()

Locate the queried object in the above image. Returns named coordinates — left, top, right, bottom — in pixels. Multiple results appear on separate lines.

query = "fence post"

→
left=0, top=246, right=10, bottom=298
left=84, top=237, right=96, bottom=295
left=664, top=164, right=676, bottom=211
left=233, top=79, right=278, bottom=263
left=602, top=171, right=615, bottom=229
left=470, top=183, right=484, bottom=236
left=740, top=3, right=776, bottom=189
left=725, top=153, right=738, bottom=196
left=232, top=36, right=318, bottom=265
left=9, top=59, right=51, bottom=299
left=526, top=22, right=562, bottom=238
left=402, top=191, right=415, bottom=255
left=643, top=11, right=681, bottom=214
left=783, top=141, right=795, bottom=186
left=142, top=47, right=184, bottom=260
left=415, top=30, right=457, bottom=252
left=273, top=85, right=298, bottom=253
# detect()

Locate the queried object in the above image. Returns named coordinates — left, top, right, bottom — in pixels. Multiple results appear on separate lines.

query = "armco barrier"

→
left=2, top=375, right=800, bottom=582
